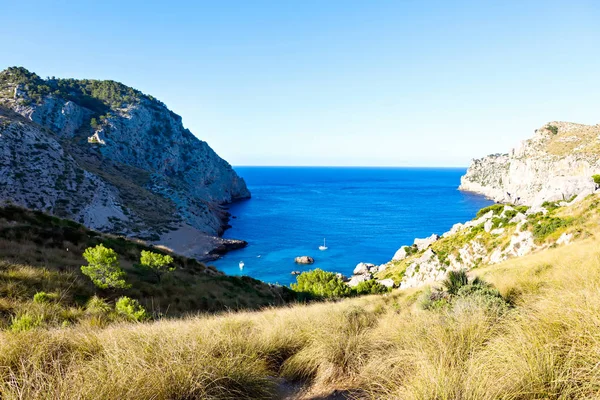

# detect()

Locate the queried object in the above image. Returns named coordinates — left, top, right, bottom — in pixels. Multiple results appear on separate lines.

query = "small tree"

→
left=81, top=244, right=129, bottom=289
left=138, top=250, right=174, bottom=282
left=291, top=269, right=352, bottom=299
left=90, top=117, right=98, bottom=129
left=115, top=296, right=148, bottom=322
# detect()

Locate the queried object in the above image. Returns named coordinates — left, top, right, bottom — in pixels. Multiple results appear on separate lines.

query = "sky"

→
left=1, top=0, right=599, bottom=166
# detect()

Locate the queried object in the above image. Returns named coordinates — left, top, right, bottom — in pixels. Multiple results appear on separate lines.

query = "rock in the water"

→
left=414, top=234, right=440, bottom=251
left=294, top=256, right=314, bottom=264
left=291, top=270, right=301, bottom=275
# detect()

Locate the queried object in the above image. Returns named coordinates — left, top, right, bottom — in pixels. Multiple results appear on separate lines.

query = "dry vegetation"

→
left=2, top=234, right=600, bottom=399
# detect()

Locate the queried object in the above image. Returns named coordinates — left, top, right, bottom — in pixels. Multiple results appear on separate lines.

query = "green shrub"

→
left=442, top=270, right=470, bottom=295
left=32, top=291, right=58, bottom=304
left=138, top=250, right=174, bottom=282
left=10, top=313, right=43, bottom=332
left=419, top=287, right=450, bottom=310
left=81, top=244, right=129, bottom=289
left=420, top=272, right=509, bottom=312
left=531, top=216, right=572, bottom=241
left=593, top=175, right=600, bottom=185
left=115, top=296, right=148, bottom=322
left=541, top=201, right=561, bottom=212
left=85, top=295, right=112, bottom=314
left=476, top=204, right=505, bottom=219
left=354, top=280, right=391, bottom=295
left=291, top=269, right=352, bottom=299
left=546, top=124, right=559, bottom=135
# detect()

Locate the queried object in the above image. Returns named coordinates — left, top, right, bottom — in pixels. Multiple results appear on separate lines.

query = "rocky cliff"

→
left=371, top=194, right=600, bottom=290
left=460, top=122, right=600, bottom=206
left=0, top=67, right=250, bottom=260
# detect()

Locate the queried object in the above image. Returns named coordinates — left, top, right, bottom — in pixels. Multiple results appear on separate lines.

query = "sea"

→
left=211, top=167, right=492, bottom=286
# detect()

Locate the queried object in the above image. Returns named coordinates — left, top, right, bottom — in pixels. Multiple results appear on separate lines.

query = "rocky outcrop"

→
left=377, top=193, right=596, bottom=290
left=0, top=67, right=249, bottom=260
left=295, top=256, right=315, bottom=264
left=460, top=122, right=600, bottom=206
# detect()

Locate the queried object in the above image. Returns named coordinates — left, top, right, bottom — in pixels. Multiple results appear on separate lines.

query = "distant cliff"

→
left=459, top=122, right=600, bottom=206
left=0, top=67, right=250, bottom=259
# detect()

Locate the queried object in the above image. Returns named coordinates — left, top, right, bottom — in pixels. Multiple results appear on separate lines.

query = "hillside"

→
left=0, top=67, right=249, bottom=260
left=337, top=191, right=599, bottom=292
left=460, top=121, right=600, bottom=206
left=0, top=205, right=294, bottom=330
left=2, top=218, right=600, bottom=398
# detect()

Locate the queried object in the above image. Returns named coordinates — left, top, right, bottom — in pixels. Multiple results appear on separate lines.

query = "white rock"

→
left=414, top=234, right=440, bottom=251
left=510, top=212, right=527, bottom=223
left=353, top=262, right=376, bottom=275
left=392, top=246, right=409, bottom=261
left=377, top=279, right=395, bottom=288
left=484, top=219, right=493, bottom=233
left=348, top=274, right=371, bottom=287
left=490, top=228, right=505, bottom=235
left=557, top=232, right=573, bottom=245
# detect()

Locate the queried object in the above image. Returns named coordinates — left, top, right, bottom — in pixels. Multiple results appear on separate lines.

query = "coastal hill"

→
left=0, top=67, right=249, bottom=260
left=2, top=120, right=600, bottom=398
left=460, top=121, right=600, bottom=206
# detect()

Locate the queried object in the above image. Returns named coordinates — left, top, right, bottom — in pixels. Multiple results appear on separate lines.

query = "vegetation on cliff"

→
left=0, top=206, right=294, bottom=330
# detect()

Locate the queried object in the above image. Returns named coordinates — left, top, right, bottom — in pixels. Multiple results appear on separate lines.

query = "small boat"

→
left=319, top=238, right=328, bottom=251
left=239, top=261, right=245, bottom=269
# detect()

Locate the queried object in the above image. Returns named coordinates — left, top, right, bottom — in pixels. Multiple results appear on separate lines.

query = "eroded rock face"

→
left=0, top=67, right=250, bottom=260
left=460, top=122, right=600, bottom=206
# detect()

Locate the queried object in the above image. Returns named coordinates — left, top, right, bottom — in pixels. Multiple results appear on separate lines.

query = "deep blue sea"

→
left=211, top=167, right=492, bottom=286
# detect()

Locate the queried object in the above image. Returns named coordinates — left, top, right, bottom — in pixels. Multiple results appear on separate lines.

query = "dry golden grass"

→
left=3, top=237, right=600, bottom=398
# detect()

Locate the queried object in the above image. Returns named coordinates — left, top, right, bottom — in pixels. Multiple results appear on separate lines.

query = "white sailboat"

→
left=319, top=238, right=328, bottom=251
left=239, top=261, right=245, bottom=269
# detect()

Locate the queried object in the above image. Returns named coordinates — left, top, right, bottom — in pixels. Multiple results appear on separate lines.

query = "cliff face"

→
left=0, top=67, right=250, bottom=259
left=460, top=122, right=600, bottom=206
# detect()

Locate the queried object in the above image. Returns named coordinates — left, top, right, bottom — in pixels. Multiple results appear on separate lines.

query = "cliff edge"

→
left=459, top=121, right=600, bottom=206
left=0, top=67, right=249, bottom=260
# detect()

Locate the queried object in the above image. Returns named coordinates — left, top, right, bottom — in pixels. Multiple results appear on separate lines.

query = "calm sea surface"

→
left=211, top=167, right=492, bottom=286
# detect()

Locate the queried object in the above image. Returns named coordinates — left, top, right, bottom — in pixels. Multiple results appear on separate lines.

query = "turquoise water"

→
left=211, top=167, right=492, bottom=285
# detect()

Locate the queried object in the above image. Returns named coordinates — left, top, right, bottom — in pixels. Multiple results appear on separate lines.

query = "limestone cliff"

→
left=460, top=122, right=600, bottom=206
left=0, top=67, right=249, bottom=260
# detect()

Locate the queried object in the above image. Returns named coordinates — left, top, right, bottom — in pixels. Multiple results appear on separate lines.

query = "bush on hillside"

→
left=115, top=296, right=148, bottom=322
left=354, top=280, right=391, bottom=295
left=593, top=174, right=600, bottom=185
left=32, top=292, right=58, bottom=304
left=81, top=245, right=129, bottom=290
left=420, top=270, right=509, bottom=312
left=138, top=250, right=175, bottom=282
left=10, top=313, right=43, bottom=332
left=291, top=269, right=352, bottom=299
left=476, top=204, right=505, bottom=218
left=546, top=124, right=559, bottom=135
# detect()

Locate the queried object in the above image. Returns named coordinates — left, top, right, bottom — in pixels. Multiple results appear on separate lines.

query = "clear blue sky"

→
left=1, top=1, right=598, bottom=166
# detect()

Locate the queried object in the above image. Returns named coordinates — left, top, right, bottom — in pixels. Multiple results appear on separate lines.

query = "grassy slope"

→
left=0, top=206, right=294, bottom=329
left=2, top=215, right=600, bottom=398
